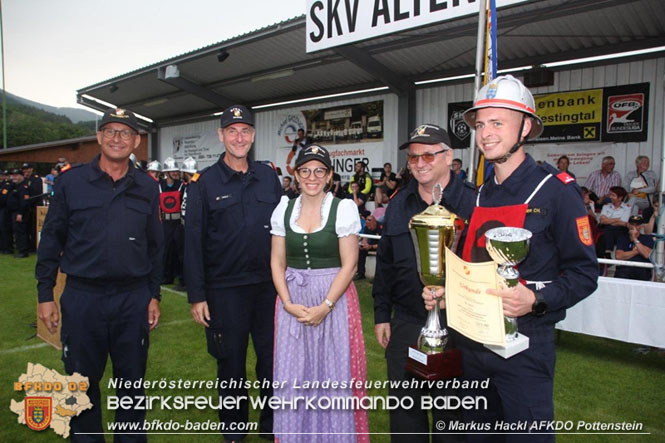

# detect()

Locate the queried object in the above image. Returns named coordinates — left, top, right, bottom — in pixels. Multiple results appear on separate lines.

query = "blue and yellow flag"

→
left=476, top=0, right=497, bottom=187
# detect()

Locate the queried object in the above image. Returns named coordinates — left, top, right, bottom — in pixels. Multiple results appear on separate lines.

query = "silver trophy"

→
left=405, top=184, right=462, bottom=379
left=484, top=227, right=532, bottom=357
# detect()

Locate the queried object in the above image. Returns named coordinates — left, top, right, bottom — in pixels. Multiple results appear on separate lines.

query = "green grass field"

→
left=2, top=254, right=664, bottom=442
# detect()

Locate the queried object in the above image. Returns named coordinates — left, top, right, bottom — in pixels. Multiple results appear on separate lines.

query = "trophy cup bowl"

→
left=405, top=185, right=463, bottom=379
left=484, top=227, right=532, bottom=358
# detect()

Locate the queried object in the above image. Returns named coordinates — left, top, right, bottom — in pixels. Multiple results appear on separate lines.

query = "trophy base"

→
left=406, top=346, right=463, bottom=380
left=484, top=333, right=529, bottom=359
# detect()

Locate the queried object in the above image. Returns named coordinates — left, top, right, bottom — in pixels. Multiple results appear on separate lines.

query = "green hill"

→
left=0, top=97, right=95, bottom=148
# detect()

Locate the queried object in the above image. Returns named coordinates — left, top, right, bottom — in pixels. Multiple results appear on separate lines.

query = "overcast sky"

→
left=2, top=0, right=305, bottom=109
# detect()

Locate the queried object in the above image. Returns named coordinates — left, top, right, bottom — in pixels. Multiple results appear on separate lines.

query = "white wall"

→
left=415, top=57, right=665, bottom=185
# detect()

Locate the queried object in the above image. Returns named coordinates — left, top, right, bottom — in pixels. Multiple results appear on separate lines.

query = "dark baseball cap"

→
left=295, top=144, right=332, bottom=170
left=99, top=108, right=140, bottom=132
left=10, top=168, right=22, bottom=175
left=21, top=162, right=32, bottom=169
left=629, top=215, right=644, bottom=225
left=398, top=124, right=452, bottom=150
left=220, top=105, right=254, bottom=128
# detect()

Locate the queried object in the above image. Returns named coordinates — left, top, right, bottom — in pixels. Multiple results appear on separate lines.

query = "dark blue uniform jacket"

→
left=184, top=154, right=281, bottom=303
left=36, top=155, right=163, bottom=302
left=443, top=154, right=598, bottom=341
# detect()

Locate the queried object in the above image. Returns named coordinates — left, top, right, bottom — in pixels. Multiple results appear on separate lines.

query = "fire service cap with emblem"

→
left=220, top=105, right=254, bottom=129
left=398, top=124, right=452, bottom=150
left=99, top=107, right=140, bottom=133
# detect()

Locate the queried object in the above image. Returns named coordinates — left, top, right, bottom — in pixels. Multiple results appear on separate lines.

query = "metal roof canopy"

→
left=77, top=0, right=665, bottom=130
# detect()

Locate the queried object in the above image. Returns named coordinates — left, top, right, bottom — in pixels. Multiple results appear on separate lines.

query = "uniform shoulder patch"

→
left=576, top=216, right=593, bottom=246
left=190, top=173, right=200, bottom=183
left=556, top=171, right=575, bottom=185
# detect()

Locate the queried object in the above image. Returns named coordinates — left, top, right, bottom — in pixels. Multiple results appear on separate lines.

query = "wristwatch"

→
left=531, top=291, right=548, bottom=317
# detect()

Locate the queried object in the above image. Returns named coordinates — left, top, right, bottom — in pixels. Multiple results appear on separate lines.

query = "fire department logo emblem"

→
left=25, top=397, right=52, bottom=431
left=112, top=108, right=128, bottom=119
left=232, top=107, right=243, bottom=118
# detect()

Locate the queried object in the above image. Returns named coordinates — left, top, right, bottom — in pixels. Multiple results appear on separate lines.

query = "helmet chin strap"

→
left=487, top=115, right=528, bottom=165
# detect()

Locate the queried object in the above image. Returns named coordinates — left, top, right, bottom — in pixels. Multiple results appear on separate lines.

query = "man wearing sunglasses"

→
left=373, top=123, right=463, bottom=442
left=184, top=104, right=281, bottom=442
left=424, top=75, right=598, bottom=442
left=36, top=107, right=163, bottom=441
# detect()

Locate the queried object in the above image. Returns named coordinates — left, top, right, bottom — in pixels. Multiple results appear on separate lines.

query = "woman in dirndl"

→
left=270, top=144, right=369, bottom=443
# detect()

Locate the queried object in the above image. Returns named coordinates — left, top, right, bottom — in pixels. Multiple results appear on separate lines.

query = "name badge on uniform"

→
left=216, top=194, right=231, bottom=201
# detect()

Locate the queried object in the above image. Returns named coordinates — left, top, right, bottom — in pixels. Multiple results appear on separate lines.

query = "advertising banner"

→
left=447, top=82, right=650, bottom=145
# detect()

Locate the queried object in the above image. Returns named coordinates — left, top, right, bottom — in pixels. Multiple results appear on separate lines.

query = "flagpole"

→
left=468, top=0, right=487, bottom=184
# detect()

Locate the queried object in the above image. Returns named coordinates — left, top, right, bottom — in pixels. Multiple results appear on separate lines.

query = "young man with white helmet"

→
left=423, top=75, right=598, bottom=442
left=146, top=160, right=162, bottom=181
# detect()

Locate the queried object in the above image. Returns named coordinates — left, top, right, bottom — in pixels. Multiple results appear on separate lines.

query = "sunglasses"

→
left=407, top=149, right=448, bottom=165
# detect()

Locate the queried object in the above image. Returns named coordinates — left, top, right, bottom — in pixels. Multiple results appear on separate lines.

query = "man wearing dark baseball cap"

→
left=615, top=214, right=654, bottom=281
left=373, top=123, right=462, bottom=439
left=185, top=103, right=281, bottom=440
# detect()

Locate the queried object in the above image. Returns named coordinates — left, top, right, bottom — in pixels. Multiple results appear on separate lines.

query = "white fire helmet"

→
left=463, top=74, right=544, bottom=140
left=146, top=160, right=161, bottom=172
left=162, top=157, right=179, bottom=172
left=181, top=157, right=198, bottom=174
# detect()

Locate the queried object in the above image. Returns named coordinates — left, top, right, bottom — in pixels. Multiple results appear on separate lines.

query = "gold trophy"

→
left=405, top=184, right=463, bottom=380
left=484, top=227, right=532, bottom=358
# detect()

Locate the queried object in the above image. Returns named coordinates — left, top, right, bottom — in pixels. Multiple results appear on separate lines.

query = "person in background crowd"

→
left=598, top=186, right=631, bottom=257
left=270, top=144, right=368, bottom=442
left=624, top=155, right=657, bottom=213
left=282, top=176, right=298, bottom=199
left=0, top=169, right=13, bottom=254
left=160, top=157, right=185, bottom=290
left=21, top=162, right=43, bottom=251
left=45, top=166, right=59, bottom=194
left=8, top=169, right=30, bottom=258
left=146, top=160, right=162, bottom=181
left=615, top=215, right=654, bottom=281
left=356, top=214, right=382, bottom=281
left=556, top=155, right=575, bottom=178
left=36, top=107, right=163, bottom=442
left=185, top=104, right=281, bottom=441
left=644, top=195, right=660, bottom=235
left=585, top=156, right=622, bottom=205
left=580, top=187, right=600, bottom=245
left=374, top=162, right=397, bottom=206
left=332, top=166, right=344, bottom=198
left=348, top=181, right=369, bottom=218
left=348, top=161, right=372, bottom=196
left=451, top=158, right=467, bottom=181
left=291, top=128, right=313, bottom=156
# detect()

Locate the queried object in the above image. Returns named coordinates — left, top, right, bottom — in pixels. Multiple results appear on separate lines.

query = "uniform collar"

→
left=88, top=154, right=136, bottom=183
left=487, top=154, right=538, bottom=195
left=216, top=152, right=257, bottom=184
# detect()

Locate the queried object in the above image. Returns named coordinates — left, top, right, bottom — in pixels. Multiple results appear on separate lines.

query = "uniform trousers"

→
left=0, top=206, right=12, bottom=252
left=11, top=212, right=28, bottom=254
left=457, top=334, right=556, bottom=443
left=385, top=317, right=463, bottom=443
left=60, top=278, right=151, bottom=443
left=205, top=282, right=276, bottom=440
left=162, top=220, right=183, bottom=283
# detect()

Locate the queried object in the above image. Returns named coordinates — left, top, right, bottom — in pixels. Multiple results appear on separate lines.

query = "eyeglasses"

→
left=407, top=149, right=448, bottom=165
left=101, top=128, right=136, bottom=140
left=297, top=167, right=328, bottom=178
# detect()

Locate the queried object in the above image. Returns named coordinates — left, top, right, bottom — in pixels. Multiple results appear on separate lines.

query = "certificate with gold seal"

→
left=444, top=248, right=506, bottom=346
